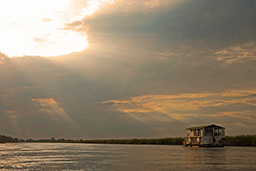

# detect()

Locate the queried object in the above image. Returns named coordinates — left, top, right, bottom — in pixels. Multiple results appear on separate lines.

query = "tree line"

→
left=0, top=135, right=183, bottom=145
left=225, top=135, right=256, bottom=146
left=0, top=135, right=18, bottom=143
left=76, top=137, right=184, bottom=145
left=1, top=134, right=256, bottom=146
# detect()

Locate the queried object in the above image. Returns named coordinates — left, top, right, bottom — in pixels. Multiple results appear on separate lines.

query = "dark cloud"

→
left=73, top=0, right=255, bottom=51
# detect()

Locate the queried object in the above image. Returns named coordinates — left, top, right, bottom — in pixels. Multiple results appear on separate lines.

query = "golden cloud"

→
left=222, top=88, right=256, bottom=97
left=117, top=108, right=150, bottom=113
left=31, top=98, right=77, bottom=129
left=215, top=42, right=256, bottom=63
left=103, top=88, right=256, bottom=115
left=5, top=110, right=18, bottom=119
left=31, top=98, right=58, bottom=105
left=209, top=110, right=256, bottom=121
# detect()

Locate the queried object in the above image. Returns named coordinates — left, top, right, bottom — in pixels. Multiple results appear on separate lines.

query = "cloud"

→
left=31, top=98, right=76, bottom=127
left=87, top=0, right=185, bottom=14
left=215, top=42, right=256, bottom=63
left=104, top=97, right=248, bottom=114
left=103, top=93, right=218, bottom=113
left=222, top=88, right=256, bottom=97
left=117, top=108, right=151, bottom=113
left=0, top=53, right=8, bottom=64
left=5, top=110, right=18, bottom=119
left=143, top=0, right=184, bottom=10
left=0, top=0, right=116, bottom=57
left=210, top=111, right=256, bottom=121
left=103, top=88, right=256, bottom=122
left=86, top=0, right=255, bottom=44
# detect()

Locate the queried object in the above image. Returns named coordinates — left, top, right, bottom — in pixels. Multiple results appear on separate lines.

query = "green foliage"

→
left=226, top=135, right=256, bottom=146
left=0, top=135, right=18, bottom=143
left=77, top=137, right=184, bottom=145
left=21, top=137, right=184, bottom=145
left=1, top=134, right=256, bottom=146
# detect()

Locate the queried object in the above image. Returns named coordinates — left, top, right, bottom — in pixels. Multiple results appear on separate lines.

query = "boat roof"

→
left=185, top=124, right=225, bottom=130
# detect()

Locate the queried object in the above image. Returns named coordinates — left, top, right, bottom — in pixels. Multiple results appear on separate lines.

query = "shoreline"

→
left=1, top=142, right=256, bottom=147
left=1, top=135, right=256, bottom=146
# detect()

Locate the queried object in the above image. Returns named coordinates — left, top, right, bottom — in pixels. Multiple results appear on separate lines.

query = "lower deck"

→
left=183, top=141, right=225, bottom=147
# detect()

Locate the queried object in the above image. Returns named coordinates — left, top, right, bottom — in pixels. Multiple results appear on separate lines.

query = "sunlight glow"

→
left=0, top=0, right=114, bottom=57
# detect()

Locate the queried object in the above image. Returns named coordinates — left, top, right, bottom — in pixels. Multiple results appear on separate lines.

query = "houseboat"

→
left=184, top=124, right=225, bottom=147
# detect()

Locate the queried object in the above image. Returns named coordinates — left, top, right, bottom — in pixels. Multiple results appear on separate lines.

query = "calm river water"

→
left=0, top=143, right=255, bottom=170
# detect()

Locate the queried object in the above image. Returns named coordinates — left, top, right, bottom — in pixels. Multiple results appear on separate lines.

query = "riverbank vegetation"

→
left=226, top=135, right=256, bottom=146
left=1, top=134, right=255, bottom=146
left=77, top=137, right=184, bottom=145
left=0, top=135, right=18, bottom=143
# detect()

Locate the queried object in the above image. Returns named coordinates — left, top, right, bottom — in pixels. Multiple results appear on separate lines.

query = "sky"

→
left=0, top=0, right=256, bottom=139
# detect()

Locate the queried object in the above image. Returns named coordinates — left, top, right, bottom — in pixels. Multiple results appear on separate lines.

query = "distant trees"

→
left=0, top=135, right=18, bottom=143
left=226, top=135, right=256, bottom=146
left=0, top=135, right=184, bottom=145
left=78, top=137, right=184, bottom=145
left=1, top=134, right=256, bottom=146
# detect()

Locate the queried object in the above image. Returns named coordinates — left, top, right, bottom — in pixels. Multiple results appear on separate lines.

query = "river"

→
left=0, top=143, right=255, bottom=170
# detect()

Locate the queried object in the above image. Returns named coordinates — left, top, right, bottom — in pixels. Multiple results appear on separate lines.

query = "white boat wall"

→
left=184, top=124, right=225, bottom=147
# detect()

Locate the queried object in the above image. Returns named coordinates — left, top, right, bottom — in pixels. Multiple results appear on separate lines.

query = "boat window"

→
left=204, top=128, right=213, bottom=135
left=219, top=129, right=224, bottom=136
left=214, top=129, right=224, bottom=136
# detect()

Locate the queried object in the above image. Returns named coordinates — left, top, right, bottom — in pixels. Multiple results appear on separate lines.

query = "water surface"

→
left=0, top=143, right=255, bottom=170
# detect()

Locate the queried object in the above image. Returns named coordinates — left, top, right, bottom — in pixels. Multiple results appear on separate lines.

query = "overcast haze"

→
left=0, top=0, right=256, bottom=139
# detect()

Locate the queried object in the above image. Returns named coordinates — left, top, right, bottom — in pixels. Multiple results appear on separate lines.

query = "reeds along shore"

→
left=1, top=135, right=256, bottom=146
left=225, top=135, right=256, bottom=146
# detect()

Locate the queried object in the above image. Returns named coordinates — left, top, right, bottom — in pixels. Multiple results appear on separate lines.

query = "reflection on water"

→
left=187, top=148, right=227, bottom=165
left=0, top=143, right=255, bottom=170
